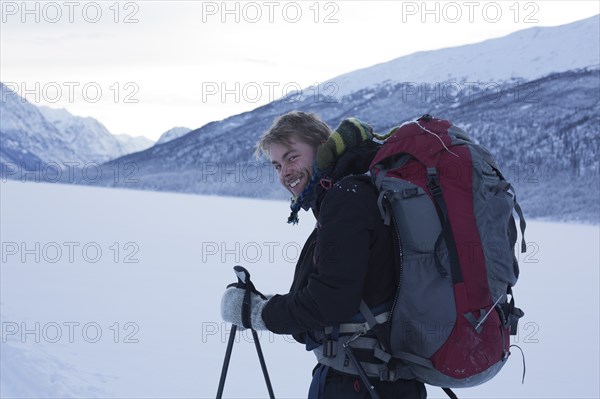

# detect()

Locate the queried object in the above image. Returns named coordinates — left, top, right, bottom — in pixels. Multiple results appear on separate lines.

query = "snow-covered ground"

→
left=1, top=180, right=598, bottom=398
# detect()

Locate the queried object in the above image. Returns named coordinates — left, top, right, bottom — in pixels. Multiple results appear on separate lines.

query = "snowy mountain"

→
left=156, top=127, right=192, bottom=145
left=91, top=16, right=599, bottom=223
left=37, top=106, right=148, bottom=163
left=0, top=85, right=155, bottom=171
left=0, top=83, right=86, bottom=168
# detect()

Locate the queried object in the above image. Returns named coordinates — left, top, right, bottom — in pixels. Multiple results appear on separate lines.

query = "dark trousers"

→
left=309, top=364, right=427, bottom=399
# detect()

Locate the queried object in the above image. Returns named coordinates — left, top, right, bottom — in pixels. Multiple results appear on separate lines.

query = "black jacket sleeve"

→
left=262, top=178, right=379, bottom=334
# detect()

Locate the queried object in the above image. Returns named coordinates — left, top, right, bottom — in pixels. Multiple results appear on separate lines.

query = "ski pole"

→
left=252, top=329, right=275, bottom=398
left=343, top=331, right=381, bottom=399
left=216, top=323, right=237, bottom=399
left=235, top=266, right=275, bottom=399
left=215, top=266, right=275, bottom=399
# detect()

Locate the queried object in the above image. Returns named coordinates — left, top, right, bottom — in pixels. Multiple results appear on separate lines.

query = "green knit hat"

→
left=316, top=118, right=374, bottom=172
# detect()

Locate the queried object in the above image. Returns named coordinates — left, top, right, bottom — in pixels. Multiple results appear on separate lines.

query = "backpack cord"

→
left=510, top=344, right=527, bottom=384
left=414, top=120, right=460, bottom=158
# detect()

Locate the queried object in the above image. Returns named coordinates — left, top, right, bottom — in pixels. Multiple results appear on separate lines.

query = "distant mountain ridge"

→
left=38, top=106, right=154, bottom=163
left=92, top=66, right=599, bottom=222
left=156, top=127, right=192, bottom=145
left=2, top=16, right=598, bottom=223
left=0, top=85, right=154, bottom=167
left=330, top=15, right=600, bottom=97
left=0, top=83, right=85, bottom=168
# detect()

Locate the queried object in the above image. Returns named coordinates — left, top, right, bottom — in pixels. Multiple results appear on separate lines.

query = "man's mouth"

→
left=289, top=178, right=301, bottom=189
left=287, top=174, right=305, bottom=195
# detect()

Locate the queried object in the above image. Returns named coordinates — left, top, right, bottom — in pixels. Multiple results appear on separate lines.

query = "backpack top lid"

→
left=370, top=117, right=455, bottom=170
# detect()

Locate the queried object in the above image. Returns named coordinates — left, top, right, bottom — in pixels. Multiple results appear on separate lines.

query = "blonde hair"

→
left=254, top=111, right=331, bottom=159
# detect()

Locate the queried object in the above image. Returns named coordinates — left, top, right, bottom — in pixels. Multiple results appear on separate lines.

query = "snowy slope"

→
left=98, top=67, right=600, bottom=223
left=1, top=180, right=598, bottom=398
left=331, top=15, right=600, bottom=97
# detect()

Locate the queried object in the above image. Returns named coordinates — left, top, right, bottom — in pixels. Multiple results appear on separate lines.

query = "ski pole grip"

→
left=233, top=266, right=253, bottom=329
left=234, top=265, right=250, bottom=285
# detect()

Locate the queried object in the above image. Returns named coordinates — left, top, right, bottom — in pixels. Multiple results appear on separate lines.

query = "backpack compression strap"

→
left=426, top=167, right=463, bottom=284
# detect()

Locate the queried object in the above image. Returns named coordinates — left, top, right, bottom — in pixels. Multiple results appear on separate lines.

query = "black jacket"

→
left=262, top=142, right=398, bottom=338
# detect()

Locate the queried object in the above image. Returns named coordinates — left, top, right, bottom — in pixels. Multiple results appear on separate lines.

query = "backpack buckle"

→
left=429, top=184, right=442, bottom=197
left=427, top=167, right=442, bottom=197
left=402, top=187, right=420, bottom=198
left=323, top=339, right=337, bottom=358
left=379, top=368, right=397, bottom=382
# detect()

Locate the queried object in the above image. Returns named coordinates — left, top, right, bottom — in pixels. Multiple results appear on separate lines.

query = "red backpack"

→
left=312, top=115, right=526, bottom=394
left=368, top=114, right=527, bottom=387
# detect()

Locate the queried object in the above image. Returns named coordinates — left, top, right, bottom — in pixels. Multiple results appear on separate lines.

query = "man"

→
left=221, top=111, right=426, bottom=398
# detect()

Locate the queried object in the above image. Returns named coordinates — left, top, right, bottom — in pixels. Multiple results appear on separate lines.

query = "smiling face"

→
left=255, top=112, right=331, bottom=198
left=269, top=137, right=318, bottom=197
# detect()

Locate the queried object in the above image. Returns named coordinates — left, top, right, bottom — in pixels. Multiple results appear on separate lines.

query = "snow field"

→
left=1, top=180, right=598, bottom=398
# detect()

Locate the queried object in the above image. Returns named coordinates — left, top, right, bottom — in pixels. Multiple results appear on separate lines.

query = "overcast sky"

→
left=1, top=1, right=599, bottom=141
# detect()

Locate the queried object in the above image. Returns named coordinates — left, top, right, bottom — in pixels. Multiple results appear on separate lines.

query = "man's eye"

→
left=289, top=155, right=297, bottom=162
left=274, top=165, right=281, bottom=171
